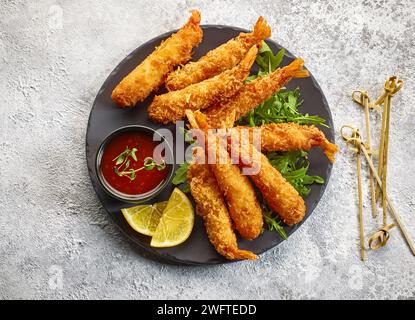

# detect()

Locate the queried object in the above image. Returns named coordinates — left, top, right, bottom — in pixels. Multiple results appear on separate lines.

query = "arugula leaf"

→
left=267, top=151, right=324, bottom=197
left=254, top=185, right=287, bottom=240
left=172, top=162, right=189, bottom=186
left=245, top=74, right=259, bottom=83
left=256, top=42, right=285, bottom=73
left=171, top=128, right=192, bottom=193
left=237, top=88, right=327, bottom=127
left=180, top=182, right=191, bottom=194
left=263, top=211, right=288, bottom=240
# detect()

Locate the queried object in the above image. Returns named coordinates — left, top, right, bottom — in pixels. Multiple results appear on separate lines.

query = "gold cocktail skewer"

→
left=374, top=77, right=403, bottom=221
left=362, top=145, right=414, bottom=255
left=352, top=90, right=377, bottom=218
left=356, top=135, right=365, bottom=261
left=341, top=126, right=366, bottom=261
left=341, top=125, right=415, bottom=256
left=368, top=222, right=396, bottom=251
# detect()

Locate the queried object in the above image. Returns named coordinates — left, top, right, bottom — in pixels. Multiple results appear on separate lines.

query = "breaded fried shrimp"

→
left=231, top=123, right=339, bottom=162
left=209, top=146, right=264, bottom=240
left=188, top=161, right=257, bottom=260
left=191, top=109, right=306, bottom=227
left=206, top=58, right=309, bottom=128
left=111, top=10, right=203, bottom=108
left=187, top=110, right=264, bottom=240
left=148, top=46, right=258, bottom=124
left=235, top=138, right=306, bottom=226
left=252, top=154, right=306, bottom=225
left=166, top=16, right=271, bottom=91
left=226, top=128, right=306, bottom=226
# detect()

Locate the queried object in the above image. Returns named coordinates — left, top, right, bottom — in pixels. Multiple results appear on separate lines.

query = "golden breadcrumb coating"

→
left=252, top=153, right=306, bottom=225
left=254, top=154, right=306, bottom=226
left=148, top=46, right=258, bottom=124
left=111, top=10, right=203, bottom=108
left=231, top=122, right=339, bottom=163
left=188, top=161, right=257, bottom=260
left=229, top=130, right=306, bottom=226
left=193, top=110, right=307, bottom=226
left=208, top=146, right=264, bottom=239
left=166, top=16, right=271, bottom=91
left=206, top=58, right=310, bottom=128
left=187, top=110, right=264, bottom=240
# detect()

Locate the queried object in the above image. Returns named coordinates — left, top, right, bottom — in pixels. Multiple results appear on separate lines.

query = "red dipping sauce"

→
left=100, top=131, right=169, bottom=195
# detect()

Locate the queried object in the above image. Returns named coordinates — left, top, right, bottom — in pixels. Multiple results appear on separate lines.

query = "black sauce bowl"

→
left=95, top=125, right=174, bottom=203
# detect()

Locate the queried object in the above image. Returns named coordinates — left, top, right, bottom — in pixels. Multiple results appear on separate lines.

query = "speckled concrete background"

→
left=1, top=0, right=414, bottom=300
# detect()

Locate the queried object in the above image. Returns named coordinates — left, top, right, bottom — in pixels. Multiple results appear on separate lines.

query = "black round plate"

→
left=86, top=25, right=335, bottom=265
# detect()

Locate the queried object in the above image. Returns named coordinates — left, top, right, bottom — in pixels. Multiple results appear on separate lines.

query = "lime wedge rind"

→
left=150, top=188, right=194, bottom=248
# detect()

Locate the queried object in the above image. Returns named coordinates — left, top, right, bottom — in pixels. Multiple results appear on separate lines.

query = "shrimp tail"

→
left=194, top=110, right=211, bottom=131
left=186, top=109, right=209, bottom=131
left=186, top=9, right=201, bottom=25
left=283, top=58, right=310, bottom=78
left=252, top=16, right=271, bottom=42
left=227, top=248, right=257, bottom=260
left=322, top=140, right=339, bottom=163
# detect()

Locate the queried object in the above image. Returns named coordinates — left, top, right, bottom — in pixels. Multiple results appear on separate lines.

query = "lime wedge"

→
left=150, top=188, right=194, bottom=248
left=121, top=201, right=168, bottom=236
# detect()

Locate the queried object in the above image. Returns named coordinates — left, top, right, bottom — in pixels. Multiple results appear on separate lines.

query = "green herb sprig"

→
left=113, top=147, right=166, bottom=181
left=237, top=88, right=327, bottom=127
left=267, top=151, right=324, bottom=197
left=172, top=162, right=190, bottom=193
left=263, top=211, right=288, bottom=240
left=248, top=42, right=285, bottom=81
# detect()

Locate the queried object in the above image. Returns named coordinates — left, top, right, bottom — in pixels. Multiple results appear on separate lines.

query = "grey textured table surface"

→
left=1, top=0, right=414, bottom=300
